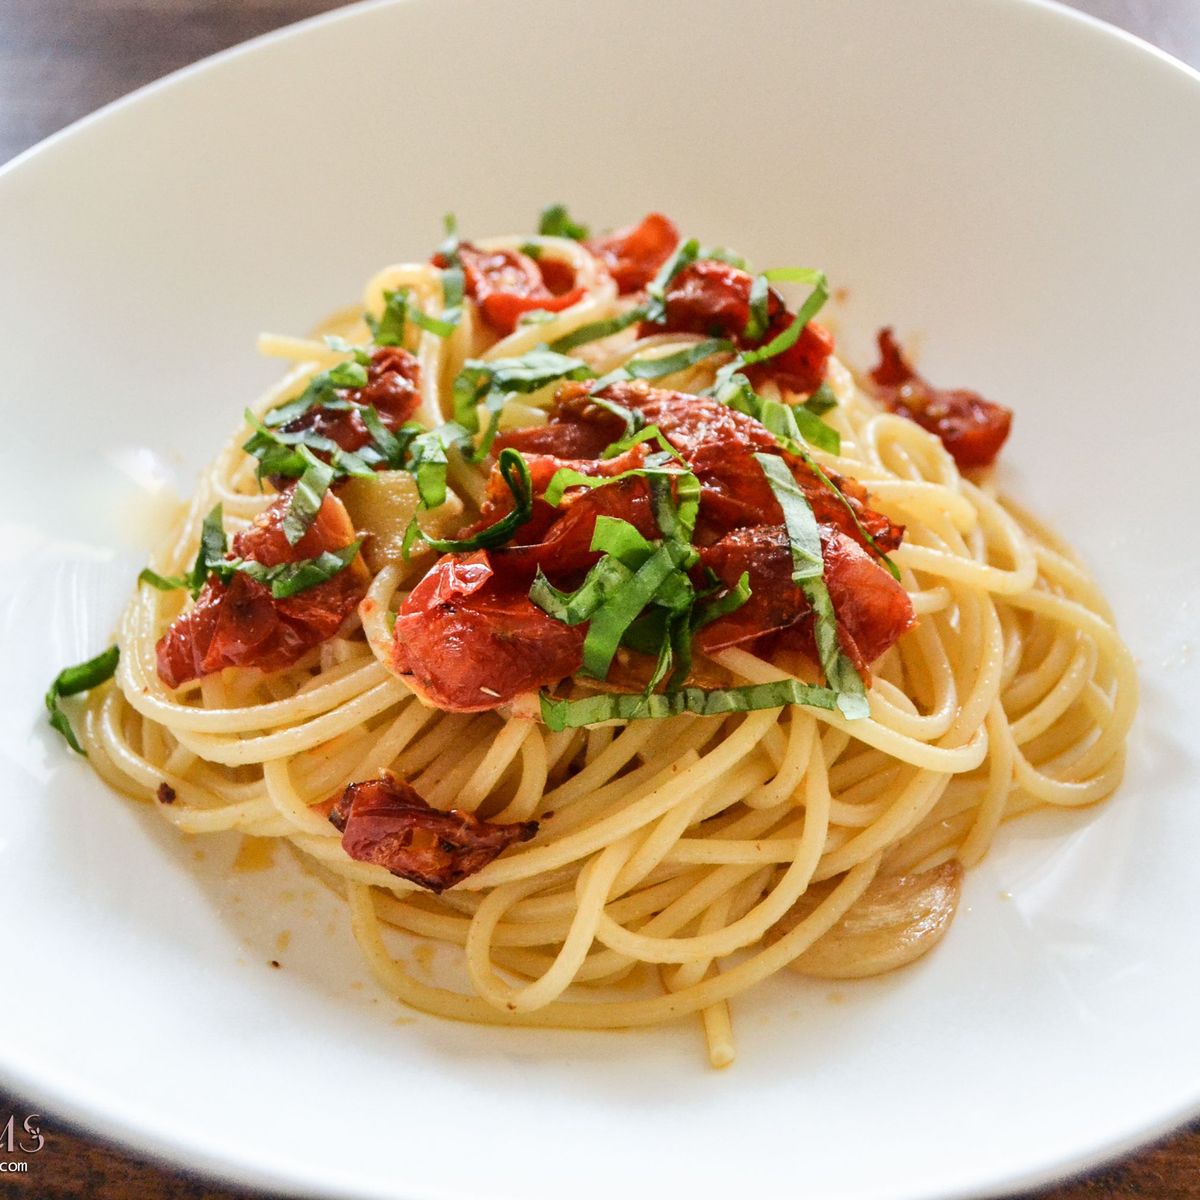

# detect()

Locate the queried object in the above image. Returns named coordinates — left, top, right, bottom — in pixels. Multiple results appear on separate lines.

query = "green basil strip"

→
left=588, top=392, right=646, bottom=440
left=711, top=365, right=840, bottom=455
left=539, top=677, right=839, bottom=730
left=323, top=335, right=371, bottom=364
left=358, top=406, right=407, bottom=467
left=528, top=515, right=656, bottom=626
left=232, top=539, right=364, bottom=600
left=243, top=411, right=375, bottom=481
left=590, top=514, right=656, bottom=567
left=541, top=457, right=685, bottom=508
left=262, top=376, right=335, bottom=429
left=408, top=305, right=458, bottom=339
left=475, top=349, right=595, bottom=393
left=804, top=383, right=839, bottom=415
left=452, top=349, right=595, bottom=455
left=406, top=423, right=471, bottom=510
left=710, top=366, right=894, bottom=578
left=789, top=440, right=901, bottom=582
left=138, top=568, right=188, bottom=591
left=693, top=570, right=752, bottom=630
left=740, top=270, right=829, bottom=365
left=46, top=645, right=120, bottom=754
left=419, top=448, right=533, bottom=553
left=435, top=214, right=465, bottom=328
left=368, top=290, right=408, bottom=348
left=581, top=544, right=678, bottom=679
left=643, top=237, right=700, bottom=323
left=530, top=556, right=635, bottom=626
left=190, top=504, right=228, bottom=596
left=600, top=422, right=685, bottom=463
left=549, top=305, right=647, bottom=353
left=327, top=360, right=369, bottom=388
left=374, top=289, right=456, bottom=344
left=762, top=266, right=827, bottom=285
left=594, top=337, right=732, bottom=390
left=788, top=405, right=840, bottom=454
left=281, top=446, right=335, bottom=545
left=754, top=453, right=869, bottom=719
left=756, top=454, right=823, bottom=580
left=647, top=469, right=700, bottom=552
left=519, top=241, right=544, bottom=260
left=744, top=273, right=771, bottom=341
left=538, top=203, right=590, bottom=240
left=699, top=245, right=749, bottom=270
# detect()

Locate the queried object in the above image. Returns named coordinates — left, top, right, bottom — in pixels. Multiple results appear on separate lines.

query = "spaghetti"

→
left=56, top=209, right=1136, bottom=1067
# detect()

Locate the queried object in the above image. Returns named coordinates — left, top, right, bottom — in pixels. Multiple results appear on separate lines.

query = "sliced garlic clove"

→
left=774, top=860, right=963, bottom=980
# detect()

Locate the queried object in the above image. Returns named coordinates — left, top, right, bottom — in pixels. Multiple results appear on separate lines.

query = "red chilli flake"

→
left=329, top=775, right=537, bottom=893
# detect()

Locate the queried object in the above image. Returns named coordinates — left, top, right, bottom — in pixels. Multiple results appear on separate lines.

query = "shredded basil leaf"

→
left=642, top=237, right=700, bottom=324
left=693, top=570, right=752, bottom=630
left=371, top=288, right=457, bottom=344
left=740, top=270, right=829, bottom=365
left=417, top=448, right=534, bottom=553
left=189, top=505, right=228, bottom=596
left=327, top=360, right=368, bottom=389
left=323, top=335, right=371, bottom=365
left=367, top=289, right=408, bottom=347
left=540, top=677, right=838, bottom=730
left=589, top=392, right=646, bottom=441
left=46, top=645, right=120, bottom=754
left=549, top=306, right=646, bottom=353
left=186, top=502, right=363, bottom=601
left=711, top=364, right=840, bottom=455
left=581, top=545, right=679, bottom=679
left=452, top=349, right=594, bottom=459
left=281, top=446, right=335, bottom=545
left=243, top=411, right=375, bottom=482
left=600, top=423, right=685, bottom=463
left=405, top=422, right=470, bottom=510
left=519, top=241, right=544, bottom=259
left=137, top=568, right=188, bottom=591
left=699, top=245, right=749, bottom=270
left=229, top=539, right=364, bottom=600
left=744, top=273, right=771, bottom=341
left=594, top=337, right=732, bottom=390
left=804, top=382, right=839, bottom=415
left=436, top=213, right=465, bottom=329
left=538, top=203, right=590, bottom=241
left=754, top=453, right=869, bottom=719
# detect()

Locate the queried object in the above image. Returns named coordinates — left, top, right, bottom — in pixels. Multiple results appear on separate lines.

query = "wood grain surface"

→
left=1, top=1, right=1197, bottom=1196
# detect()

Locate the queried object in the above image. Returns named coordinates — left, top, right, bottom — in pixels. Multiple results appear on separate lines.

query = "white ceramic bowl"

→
left=2, top=2, right=1199, bottom=1197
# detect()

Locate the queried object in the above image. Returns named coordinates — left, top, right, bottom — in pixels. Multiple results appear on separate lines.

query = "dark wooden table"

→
left=1, top=1, right=1197, bottom=1196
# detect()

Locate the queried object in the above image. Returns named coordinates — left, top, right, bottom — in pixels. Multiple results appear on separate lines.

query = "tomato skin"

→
left=328, top=774, right=536, bottom=892
left=641, top=259, right=834, bottom=395
left=155, top=491, right=367, bottom=688
left=281, top=345, right=420, bottom=457
left=586, top=213, right=679, bottom=294
left=645, top=259, right=760, bottom=337
left=869, top=328, right=1012, bottom=469
left=391, top=551, right=585, bottom=711
left=696, top=525, right=915, bottom=676
left=597, top=382, right=904, bottom=554
left=445, top=244, right=585, bottom=335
